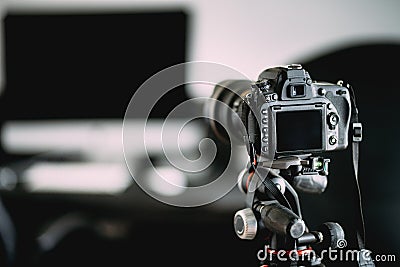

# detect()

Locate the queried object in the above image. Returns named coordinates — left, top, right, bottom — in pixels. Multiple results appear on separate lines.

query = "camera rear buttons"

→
left=328, top=113, right=339, bottom=129
left=329, top=136, right=338, bottom=146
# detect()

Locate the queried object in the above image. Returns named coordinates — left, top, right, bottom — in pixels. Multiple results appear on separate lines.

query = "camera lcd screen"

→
left=276, top=110, right=322, bottom=152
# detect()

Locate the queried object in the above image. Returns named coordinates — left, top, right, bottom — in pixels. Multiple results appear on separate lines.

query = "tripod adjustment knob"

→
left=317, top=222, right=345, bottom=249
left=234, top=208, right=257, bottom=240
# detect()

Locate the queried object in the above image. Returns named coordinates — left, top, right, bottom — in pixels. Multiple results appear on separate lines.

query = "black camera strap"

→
left=345, top=82, right=375, bottom=266
left=349, top=103, right=365, bottom=249
left=352, top=141, right=365, bottom=248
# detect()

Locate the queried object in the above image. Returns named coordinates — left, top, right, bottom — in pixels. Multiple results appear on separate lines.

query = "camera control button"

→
left=328, top=113, right=339, bottom=127
left=327, top=103, right=333, bottom=110
left=261, top=109, right=267, bottom=115
left=254, top=79, right=269, bottom=91
left=262, top=118, right=267, bottom=124
left=329, top=136, right=337, bottom=145
left=318, top=88, right=326, bottom=96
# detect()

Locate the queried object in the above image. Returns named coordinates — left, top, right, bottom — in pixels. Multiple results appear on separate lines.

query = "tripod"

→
left=234, top=154, right=345, bottom=267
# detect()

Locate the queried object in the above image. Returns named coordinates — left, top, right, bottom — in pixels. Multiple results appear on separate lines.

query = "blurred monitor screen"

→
left=1, top=11, right=187, bottom=120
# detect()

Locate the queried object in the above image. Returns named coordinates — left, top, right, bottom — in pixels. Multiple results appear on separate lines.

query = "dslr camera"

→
left=209, top=64, right=352, bottom=159
left=206, top=64, right=373, bottom=266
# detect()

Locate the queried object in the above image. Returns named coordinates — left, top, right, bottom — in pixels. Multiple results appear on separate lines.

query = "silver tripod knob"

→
left=234, top=208, right=257, bottom=240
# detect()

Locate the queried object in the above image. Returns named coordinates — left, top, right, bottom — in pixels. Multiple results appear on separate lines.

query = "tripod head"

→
left=233, top=154, right=344, bottom=266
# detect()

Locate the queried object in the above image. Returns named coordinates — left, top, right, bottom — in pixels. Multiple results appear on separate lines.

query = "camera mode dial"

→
left=252, top=79, right=270, bottom=92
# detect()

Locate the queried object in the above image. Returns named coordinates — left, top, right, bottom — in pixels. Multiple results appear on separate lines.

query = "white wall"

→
left=1, top=0, right=400, bottom=97
left=191, top=0, right=400, bottom=77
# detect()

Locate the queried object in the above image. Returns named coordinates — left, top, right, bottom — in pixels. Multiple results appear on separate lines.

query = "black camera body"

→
left=238, top=64, right=351, bottom=159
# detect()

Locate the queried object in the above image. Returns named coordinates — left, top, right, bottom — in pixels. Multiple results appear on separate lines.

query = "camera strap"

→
left=348, top=107, right=364, bottom=247
left=346, top=82, right=375, bottom=266
left=351, top=133, right=365, bottom=250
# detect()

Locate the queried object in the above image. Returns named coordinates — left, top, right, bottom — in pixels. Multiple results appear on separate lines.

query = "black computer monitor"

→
left=1, top=11, right=187, bottom=120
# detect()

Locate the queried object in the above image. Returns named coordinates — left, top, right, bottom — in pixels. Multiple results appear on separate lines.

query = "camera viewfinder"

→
left=289, top=84, right=306, bottom=98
